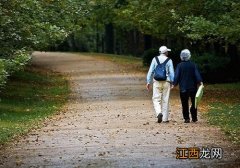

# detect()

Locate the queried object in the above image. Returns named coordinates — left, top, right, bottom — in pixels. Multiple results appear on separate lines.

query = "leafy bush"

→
left=0, top=49, right=31, bottom=91
left=142, top=48, right=159, bottom=66
left=191, top=53, right=230, bottom=82
left=0, top=60, right=8, bottom=89
left=4, top=50, right=31, bottom=74
left=192, top=53, right=230, bottom=74
left=0, top=0, right=84, bottom=58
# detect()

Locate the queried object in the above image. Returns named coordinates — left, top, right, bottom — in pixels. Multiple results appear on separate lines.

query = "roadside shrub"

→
left=0, top=49, right=31, bottom=91
left=142, top=48, right=159, bottom=66
left=0, top=60, right=8, bottom=89
left=192, top=53, right=230, bottom=73
left=192, top=53, right=230, bottom=82
left=3, top=50, right=31, bottom=74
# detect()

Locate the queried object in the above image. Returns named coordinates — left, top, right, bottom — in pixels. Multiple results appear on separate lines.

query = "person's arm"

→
left=173, top=64, right=180, bottom=87
left=146, top=58, right=156, bottom=91
left=168, top=59, right=175, bottom=83
left=167, top=59, right=175, bottom=89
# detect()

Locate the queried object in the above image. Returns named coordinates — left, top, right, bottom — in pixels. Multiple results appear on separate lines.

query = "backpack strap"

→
left=155, top=56, right=160, bottom=65
left=163, top=58, right=170, bottom=65
left=155, top=57, right=170, bottom=65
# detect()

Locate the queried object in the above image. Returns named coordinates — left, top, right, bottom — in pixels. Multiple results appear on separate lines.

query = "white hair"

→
left=180, top=49, right=191, bottom=61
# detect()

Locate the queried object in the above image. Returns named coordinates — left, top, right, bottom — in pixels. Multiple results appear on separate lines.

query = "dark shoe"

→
left=192, top=119, right=198, bottom=122
left=162, top=121, right=169, bottom=123
left=184, top=119, right=190, bottom=123
left=157, top=113, right=163, bottom=123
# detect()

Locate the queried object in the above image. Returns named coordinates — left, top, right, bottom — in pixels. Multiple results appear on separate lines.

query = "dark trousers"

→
left=180, top=90, right=197, bottom=121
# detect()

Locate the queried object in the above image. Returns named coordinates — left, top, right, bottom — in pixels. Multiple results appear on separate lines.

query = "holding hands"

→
left=146, top=83, right=150, bottom=92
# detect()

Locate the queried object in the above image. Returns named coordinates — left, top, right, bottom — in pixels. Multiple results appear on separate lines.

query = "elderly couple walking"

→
left=146, top=46, right=203, bottom=123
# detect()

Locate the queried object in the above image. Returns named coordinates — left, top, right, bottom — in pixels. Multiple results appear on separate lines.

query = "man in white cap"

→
left=173, top=49, right=203, bottom=123
left=146, top=46, right=174, bottom=123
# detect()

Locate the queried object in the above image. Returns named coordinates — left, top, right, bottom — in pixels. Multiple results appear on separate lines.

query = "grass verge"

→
left=204, top=83, right=240, bottom=144
left=0, top=66, right=69, bottom=145
left=79, top=52, right=147, bottom=72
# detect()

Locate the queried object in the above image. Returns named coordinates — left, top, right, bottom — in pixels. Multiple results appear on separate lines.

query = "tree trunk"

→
left=67, top=34, right=75, bottom=51
left=228, top=44, right=238, bottom=66
left=105, top=23, right=114, bottom=54
left=96, top=21, right=99, bottom=53
left=144, top=34, right=152, bottom=50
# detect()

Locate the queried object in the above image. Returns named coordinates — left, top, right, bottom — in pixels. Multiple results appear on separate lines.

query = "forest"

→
left=1, top=0, right=240, bottom=85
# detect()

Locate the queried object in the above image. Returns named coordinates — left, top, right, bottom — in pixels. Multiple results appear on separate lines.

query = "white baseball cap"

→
left=159, top=46, right=171, bottom=54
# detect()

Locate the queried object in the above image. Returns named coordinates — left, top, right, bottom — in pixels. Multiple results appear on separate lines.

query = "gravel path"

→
left=0, top=52, right=239, bottom=168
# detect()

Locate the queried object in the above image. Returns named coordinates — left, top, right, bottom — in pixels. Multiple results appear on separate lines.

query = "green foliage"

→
left=0, top=60, right=8, bottom=88
left=3, top=49, right=31, bottom=74
left=0, top=0, right=87, bottom=57
left=0, top=49, right=31, bottom=90
left=0, top=0, right=87, bottom=92
left=174, top=0, right=240, bottom=43
left=178, top=16, right=218, bottom=40
left=192, top=53, right=230, bottom=74
left=114, top=0, right=240, bottom=43
left=142, top=48, right=159, bottom=66
left=0, top=67, right=69, bottom=144
left=115, top=0, right=174, bottom=36
left=1, top=0, right=239, bottom=84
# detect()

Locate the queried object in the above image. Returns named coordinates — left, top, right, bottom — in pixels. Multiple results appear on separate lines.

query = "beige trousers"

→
left=152, top=80, right=170, bottom=122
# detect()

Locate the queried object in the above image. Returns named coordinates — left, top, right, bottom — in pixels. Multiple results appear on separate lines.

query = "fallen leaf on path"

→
left=98, top=152, right=106, bottom=156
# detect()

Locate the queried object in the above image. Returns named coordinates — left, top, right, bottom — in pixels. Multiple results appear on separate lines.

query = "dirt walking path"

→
left=0, top=52, right=239, bottom=168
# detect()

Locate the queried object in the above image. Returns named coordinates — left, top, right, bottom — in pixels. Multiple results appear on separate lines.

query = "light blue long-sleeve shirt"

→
left=146, top=54, right=175, bottom=84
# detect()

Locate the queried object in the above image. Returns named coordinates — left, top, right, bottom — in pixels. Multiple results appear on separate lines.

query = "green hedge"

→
left=0, top=49, right=31, bottom=91
left=142, top=48, right=159, bottom=66
left=191, top=53, right=231, bottom=83
left=191, top=53, right=230, bottom=74
left=0, top=60, right=8, bottom=88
